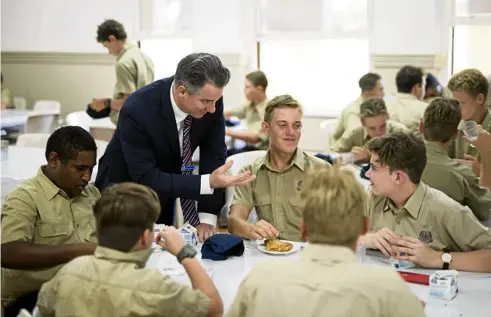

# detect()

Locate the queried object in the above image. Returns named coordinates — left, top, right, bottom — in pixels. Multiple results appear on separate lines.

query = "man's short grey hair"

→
left=174, top=53, right=231, bottom=94
left=359, top=98, right=388, bottom=119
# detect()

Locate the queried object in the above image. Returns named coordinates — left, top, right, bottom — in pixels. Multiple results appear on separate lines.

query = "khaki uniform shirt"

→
left=226, top=244, right=425, bottom=317
left=1, top=168, right=100, bottom=306
left=37, top=246, right=209, bottom=317
left=330, top=97, right=364, bottom=143
left=1, top=88, right=14, bottom=109
left=231, top=149, right=330, bottom=241
left=332, top=120, right=409, bottom=153
left=366, top=183, right=491, bottom=252
left=422, top=141, right=491, bottom=221
left=386, top=93, right=427, bottom=132
left=449, top=109, right=491, bottom=159
left=229, top=98, right=269, bottom=149
left=111, top=43, right=155, bottom=124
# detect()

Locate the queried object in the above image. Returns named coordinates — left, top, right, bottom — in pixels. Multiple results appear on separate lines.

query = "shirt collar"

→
left=301, top=243, right=355, bottom=265
left=482, top=109, right=491, bottom=131
left=383, top=183, right=426, bottom=219
left=36, top=166, right=87, bottom=200
left=259, top=148, right=306, bottom=172
left=396, top=93, right=419, bottom=101
left=116, top=43, right=135, bottom=61
left=424, top=141, right=448, bottom=156
left=170, top=81, right=188, bottom=126
left=94, top=246, right=152, bottom=268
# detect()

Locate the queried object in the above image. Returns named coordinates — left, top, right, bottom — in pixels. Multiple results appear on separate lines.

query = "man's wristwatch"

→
left=441, top=248, right=452, bottom=270
left=176, top=244, right=197, bottom=264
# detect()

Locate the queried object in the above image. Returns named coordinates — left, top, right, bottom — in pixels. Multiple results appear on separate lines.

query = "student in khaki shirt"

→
left=448, top=68, right=491, bottom=176
left=1, top=126, right=101, bottom=316
left=225, top=71, right=269, bottom=156
left=228, top=95, right=330, bottom=242
left=359, top=132, right=491, bottom=273
left=331, top=72, right=385, bottom=143
left=465, top=125, right=491, bottom=190
left=386, top=65, right=428, bottom=132
left=37, top=183, right=223, bottom=317
left=420, top=98, right=491, bottom=221
left=1, top=72, right=14, bottom=109
left=89, top=19, right=154, bottom=124
left=332, top=98, right=408, bottom=162
left=227, top=168, right=425, bottom=317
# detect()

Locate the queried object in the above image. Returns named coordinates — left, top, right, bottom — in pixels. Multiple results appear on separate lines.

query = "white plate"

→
left=256, top=240, right=302, bottom=255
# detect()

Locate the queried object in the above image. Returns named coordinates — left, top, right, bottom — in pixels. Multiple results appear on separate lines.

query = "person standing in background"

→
left=330, top=73, right=385, bottom=143
left=224, top=71, right=270, bottom=156
left=1, top=73, right=14, bottom=109
left=385, top=65, right=428, bottom=132
left=88, top=19, right=154, bottom=124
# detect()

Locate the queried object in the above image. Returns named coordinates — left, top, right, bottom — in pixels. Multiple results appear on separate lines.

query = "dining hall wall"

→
left=1, top=0, right=136, bottom=116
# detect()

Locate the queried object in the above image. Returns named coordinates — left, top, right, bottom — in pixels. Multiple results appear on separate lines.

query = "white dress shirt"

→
left=170, top=82, right=217, bottom=227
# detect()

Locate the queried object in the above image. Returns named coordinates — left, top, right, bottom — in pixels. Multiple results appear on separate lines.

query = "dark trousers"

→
left=4, top=291, right=39, bottom=317
left=227, top=145, right=260, bottom=158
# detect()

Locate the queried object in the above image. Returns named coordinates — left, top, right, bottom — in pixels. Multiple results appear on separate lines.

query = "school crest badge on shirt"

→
left=418, top=230, right=433, bottom=243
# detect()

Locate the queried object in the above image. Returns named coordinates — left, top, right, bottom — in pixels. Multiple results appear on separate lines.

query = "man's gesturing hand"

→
left=210, top=160, right=256, bottom=189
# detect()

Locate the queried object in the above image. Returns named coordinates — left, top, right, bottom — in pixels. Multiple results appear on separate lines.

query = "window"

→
left=259, top=39, right=369, bottom=116
left=452, top=25, right=491, bottom=75
left=139, top=39, right=193, bottom=80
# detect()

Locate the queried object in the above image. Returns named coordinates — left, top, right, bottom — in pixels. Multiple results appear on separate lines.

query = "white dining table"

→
left=147, top=240, right=491, bottom=317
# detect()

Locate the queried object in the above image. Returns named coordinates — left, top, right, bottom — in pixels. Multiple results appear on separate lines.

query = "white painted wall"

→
left=1, top=0, right=137, bottom=52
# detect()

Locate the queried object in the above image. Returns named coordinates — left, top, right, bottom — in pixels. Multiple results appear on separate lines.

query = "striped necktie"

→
left=181, top=115, right=200, bottom=227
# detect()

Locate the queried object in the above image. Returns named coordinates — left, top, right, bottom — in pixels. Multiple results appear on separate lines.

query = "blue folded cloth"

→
left=201, top=234, right=244, bottom=261
left=86, top=103, right=110, bottom=119
left=360, top=163, right=370, bottom=180
left=315, top=153, right=335, bottom=165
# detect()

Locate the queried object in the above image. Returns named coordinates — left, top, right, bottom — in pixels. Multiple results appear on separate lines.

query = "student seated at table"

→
left=420, top=98, right=491, bottom=221
left=447, top=68, right=491, bottom=175
left=224, top=71, right=269, bottom=156
left=37, top=182, right=222, bottom=317
left=331, top=98, right=408, bottom=163
left=1, top=72, right=14, bottom=109
left=227, top=168, right=425, bottom=317
left=359, top=132, right=491, bottom=273
left=331, top=72, right=385, bottom=143
left=1, top=126, right=101, bottom=316
left=228, top=95, right=329, bottom=242
left=385, top=65, right=428, bottom=132
left=466, top=125, right=491, bottom=190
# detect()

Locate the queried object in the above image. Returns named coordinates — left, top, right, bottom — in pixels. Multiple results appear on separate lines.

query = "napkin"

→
left=201, top=234, right=244, bottom=261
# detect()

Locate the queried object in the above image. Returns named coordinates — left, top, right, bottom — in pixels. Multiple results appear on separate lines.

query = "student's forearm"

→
left=447, top=249, right=491, bottom=273
left=226, top=130, right=259, bottom=144
left=181, top=257, right=223, bottom=317
left=1, top=241, right=96, bottom=269
left=110, top=98, right=127, bottom=111
left=228, top=215, right=253, bottom=239
left=479, top=152, right=491, bottom=189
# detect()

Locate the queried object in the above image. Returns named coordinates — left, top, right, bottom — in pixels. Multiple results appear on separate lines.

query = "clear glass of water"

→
left=461, top=120, right=478, bottom=141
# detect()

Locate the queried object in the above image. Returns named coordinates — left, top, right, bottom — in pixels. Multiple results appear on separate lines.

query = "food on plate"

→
left=264, top=239, right=293, bottom=252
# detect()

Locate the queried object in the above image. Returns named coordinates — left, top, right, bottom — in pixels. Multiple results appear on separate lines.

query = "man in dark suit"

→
left=95, top=53, right=255, bottom=241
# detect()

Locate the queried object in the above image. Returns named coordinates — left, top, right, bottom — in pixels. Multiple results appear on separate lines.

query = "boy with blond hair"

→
left=227, top=168, right=424, bottom=317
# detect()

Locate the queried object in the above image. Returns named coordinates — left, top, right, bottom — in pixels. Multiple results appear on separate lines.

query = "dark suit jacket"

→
left=95, top=76, right=226, bottom=225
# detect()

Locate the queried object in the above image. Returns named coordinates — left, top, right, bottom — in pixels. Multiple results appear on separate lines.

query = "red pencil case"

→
left=398, top=271, right=430, bottom=285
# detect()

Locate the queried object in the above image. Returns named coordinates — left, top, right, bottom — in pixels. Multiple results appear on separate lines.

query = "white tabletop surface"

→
left=147, top=240, right=491, bottom=317
left=1, top=110, right=29, bottom=128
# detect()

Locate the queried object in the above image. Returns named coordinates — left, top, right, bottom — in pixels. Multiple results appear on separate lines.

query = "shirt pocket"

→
left=35, top=222, right=71, bottom=245
left=254, top=195, right=273, bottom=224
left=286, top=196, right=304, bottom=228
